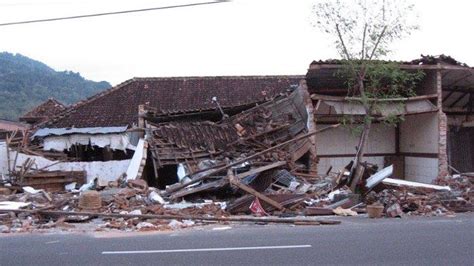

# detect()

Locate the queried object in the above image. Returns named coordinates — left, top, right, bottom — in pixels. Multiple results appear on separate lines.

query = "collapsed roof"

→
left=20, top=98, right=66, bottom=125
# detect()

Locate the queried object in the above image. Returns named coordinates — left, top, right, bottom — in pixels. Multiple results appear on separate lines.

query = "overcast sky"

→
left=0, top=0, right=473, bottom=85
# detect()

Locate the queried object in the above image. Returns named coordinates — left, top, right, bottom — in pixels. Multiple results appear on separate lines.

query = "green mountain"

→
left=0, top=52, right=110, bottom=120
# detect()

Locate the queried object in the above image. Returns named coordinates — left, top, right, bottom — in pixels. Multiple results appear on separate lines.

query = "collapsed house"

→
left=2, top=56, right=473, bottom=189
left=1, top=76, right=307, bottom=188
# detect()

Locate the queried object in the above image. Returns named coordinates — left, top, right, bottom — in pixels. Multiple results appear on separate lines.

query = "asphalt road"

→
left=1, top=214, right=473, bottom=266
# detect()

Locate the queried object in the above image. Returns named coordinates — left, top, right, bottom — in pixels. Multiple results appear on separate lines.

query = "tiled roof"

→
left=44, top=76, right=304, bottom=128
left=20, top=98, right=66, bottom=120
left=309, top=54, right=471, bottom=67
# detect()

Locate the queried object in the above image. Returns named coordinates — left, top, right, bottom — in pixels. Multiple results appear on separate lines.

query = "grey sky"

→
left=0, top=0, right=472, bottom=85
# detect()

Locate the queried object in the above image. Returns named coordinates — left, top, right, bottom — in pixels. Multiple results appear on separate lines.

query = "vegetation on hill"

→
left=0, top=52, right=110, bottom=120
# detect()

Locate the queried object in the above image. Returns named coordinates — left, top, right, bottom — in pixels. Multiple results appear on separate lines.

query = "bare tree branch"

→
left=335, top=23, right=352, bottom=60
left=368, top=25, right=388, bottom=60
left=361, top=23, right=368, bottom=60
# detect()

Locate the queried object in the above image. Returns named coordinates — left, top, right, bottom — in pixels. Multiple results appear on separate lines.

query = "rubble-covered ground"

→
left=1, top=169, right=472, bottom=234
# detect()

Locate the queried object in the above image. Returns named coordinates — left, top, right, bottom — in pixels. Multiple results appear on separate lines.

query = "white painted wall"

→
left=317, top=123, right=396, bottom=155
left=404, top=157, right=439, bottom=183
left=400, top=113, right=438, bottom=153
left=317, top=156, right=385, bottom=175
left=0, top=142, right=131, bottom=186
left=400, top=113, right=439, bottom=182
left=316, top=123, right=395, bottom=173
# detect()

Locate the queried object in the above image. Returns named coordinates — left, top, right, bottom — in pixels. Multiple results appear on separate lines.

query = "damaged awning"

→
left=312, top=94, right=438, bottom=116
left=33, top=126, right=134, bottom=151
left=33, top=126, right=128, bottom=138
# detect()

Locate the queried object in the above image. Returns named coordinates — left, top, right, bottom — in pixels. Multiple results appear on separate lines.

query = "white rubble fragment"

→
left=297, top=183, right=311, bottom=193
left=289, top=181, right=300, bottom=191
left=168, top=219, right=183, bottom=229
left=365, top=165, right=393, bottom=189
left=0, top=224, right=9, bottom=233
left=333, top=206, right=358, bottom=216
left=328, top=189, right=344, bottom=202
left=79, top=180, right=95, bottom=192
left=182, top=220, right=195, bottom=227
left=0, top=201, right=31, bottom=210
left=168, top=219, right=194, bottom=229
left=382, top=178, right=451, bottom=191
left=148, top=191, right=165, bottom=204
left=177, top=164, right=187, bottom=181
left=136, top=222, right=155, bottom=230
left=64, top=182, right=77, bottom=192
left=22, top=186, right=42, bottom=194
left=129, top=209, right=142, bottom=215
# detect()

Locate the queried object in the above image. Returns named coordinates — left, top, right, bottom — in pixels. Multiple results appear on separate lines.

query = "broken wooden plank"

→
left=234, top=161, right=287, bottom=179
left=165, top=124, right=341, bottom=194
left=228, top=170, right=285, bottom=211
left=170, top=178, right=228, bottom=200
left=382, top=178, right=451, bottom=191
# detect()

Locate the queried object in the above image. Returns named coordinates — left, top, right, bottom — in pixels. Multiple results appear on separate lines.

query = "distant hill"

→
left=0, top=52, right=110, bottom=120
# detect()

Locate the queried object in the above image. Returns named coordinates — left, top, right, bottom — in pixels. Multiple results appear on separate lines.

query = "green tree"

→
left=313, top=0, right=423, bottom=190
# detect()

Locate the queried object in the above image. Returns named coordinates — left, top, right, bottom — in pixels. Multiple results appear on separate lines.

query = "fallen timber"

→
left=165, top=124, right=341, bottom=195
left=0, top=209, right=341, bottom=225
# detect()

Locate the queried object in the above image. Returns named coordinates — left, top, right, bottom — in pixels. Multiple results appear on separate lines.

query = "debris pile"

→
left=0, top=86, right=472, bottom=234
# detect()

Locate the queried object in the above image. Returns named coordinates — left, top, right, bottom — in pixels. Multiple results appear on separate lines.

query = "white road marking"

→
left=102, top=244, right=312, bottom=255
left=212, top=226, right=232, bottom=231
left=45, top=240, right=60, bottom=244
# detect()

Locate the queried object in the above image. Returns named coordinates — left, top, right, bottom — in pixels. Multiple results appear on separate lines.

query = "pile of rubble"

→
left=0, top=86, right=472, bottom=233
left=1, top=161, right=472, bottom=233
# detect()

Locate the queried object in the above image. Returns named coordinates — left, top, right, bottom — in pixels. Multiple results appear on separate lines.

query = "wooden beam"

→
left=443, top=107, right=474, bottom=115
left=164, top=124, right=341, bottom=194
left=0, top=209, right=341, bottom=225
left=228, top=171, right=285, bottom=211
left=443, top=87, right=474, bottom=93
left=462, top=93, right=473, bottom=109
left=234, top=161, right=287, bottom=179
left=443, top=72, right=473, bottom=87
left=449, top=93, right=468, bottom=108
left=311, top=93, right=438, bottom=102
left=442, top=90, right=455, bottom=102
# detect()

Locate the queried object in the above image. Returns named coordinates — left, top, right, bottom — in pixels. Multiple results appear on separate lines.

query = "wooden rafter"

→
left=443, top=72, right=473, bottom=87
left=449, top=93, right=468, bottom=108
left=442, top=90, right=455, bottom=102
left=443, top=86, right=474, bottom=93
left=462, top=93, right=473, bottom=109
